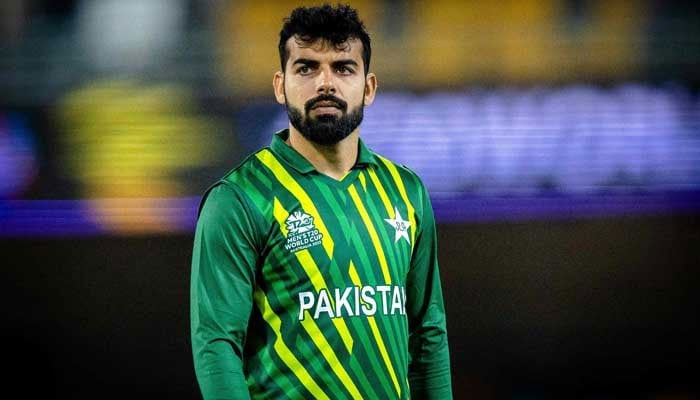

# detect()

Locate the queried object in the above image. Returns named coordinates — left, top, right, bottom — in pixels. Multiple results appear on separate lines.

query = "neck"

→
left=287, top=126, right=359, bottom=180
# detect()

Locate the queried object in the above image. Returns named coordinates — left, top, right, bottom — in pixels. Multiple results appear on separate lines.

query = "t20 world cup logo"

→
left=283, top=210, right=323, bottom=253
left=285, top=210, right=315, bottom=234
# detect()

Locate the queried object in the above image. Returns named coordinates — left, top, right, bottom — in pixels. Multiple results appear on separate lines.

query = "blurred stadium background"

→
left=1, top=0, right=698, bottom=398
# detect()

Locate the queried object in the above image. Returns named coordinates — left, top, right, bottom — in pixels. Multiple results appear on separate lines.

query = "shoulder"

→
left=371, top=151, right=428, bottom=194
left=197, top=182, right=246, bottom=222
left=370, top=150, right=433, bottom=221
left=197, top=147, right=271, bottom=218
left=219, top=147, right=272, bottom=187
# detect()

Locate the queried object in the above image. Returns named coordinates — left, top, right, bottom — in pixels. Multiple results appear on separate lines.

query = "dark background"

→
left=4, top=213, right=698, bottom=399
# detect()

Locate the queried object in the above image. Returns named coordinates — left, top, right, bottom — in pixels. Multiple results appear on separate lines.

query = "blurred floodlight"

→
left=55, top=79, right=227, bottom=233
left=76, top=0, right=186, bottom=71
left=270, top=84, right=700, bottom=197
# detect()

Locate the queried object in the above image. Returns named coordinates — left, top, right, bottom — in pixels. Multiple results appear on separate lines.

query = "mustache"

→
left=304, top=94, right=347, bottom=113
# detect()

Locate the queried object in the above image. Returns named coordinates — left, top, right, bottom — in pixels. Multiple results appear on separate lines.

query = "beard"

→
left=286, top=94, right=364, bottom=146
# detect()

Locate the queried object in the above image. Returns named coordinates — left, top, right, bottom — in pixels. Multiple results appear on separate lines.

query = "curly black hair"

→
left=278, top=3, right=371, bottom=75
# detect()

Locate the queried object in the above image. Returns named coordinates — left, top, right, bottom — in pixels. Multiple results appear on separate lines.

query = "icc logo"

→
left=285, top=210, right=315, bottom=235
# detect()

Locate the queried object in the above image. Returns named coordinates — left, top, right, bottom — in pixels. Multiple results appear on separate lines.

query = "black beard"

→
left=286, top=95, right=364, bottom=146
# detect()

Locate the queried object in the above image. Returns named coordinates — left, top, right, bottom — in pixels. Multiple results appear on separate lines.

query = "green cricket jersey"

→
left=191, top=129, right=452, bottom=399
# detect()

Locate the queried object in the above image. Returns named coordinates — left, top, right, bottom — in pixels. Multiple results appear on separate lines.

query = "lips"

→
left=311, top=100, right=340, bottom=109
left=305, top=95, right=347, bottom=113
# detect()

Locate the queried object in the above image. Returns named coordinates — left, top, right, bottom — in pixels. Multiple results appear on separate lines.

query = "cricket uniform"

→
left=191, top=129, right=451, bottom=399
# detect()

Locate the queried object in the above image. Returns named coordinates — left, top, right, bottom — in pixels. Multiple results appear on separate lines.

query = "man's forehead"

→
left=286, top=36, right=363, bottom=60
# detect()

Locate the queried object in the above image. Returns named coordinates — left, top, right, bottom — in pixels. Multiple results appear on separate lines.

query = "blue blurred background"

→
left=1, top=0, right=698, bottom=398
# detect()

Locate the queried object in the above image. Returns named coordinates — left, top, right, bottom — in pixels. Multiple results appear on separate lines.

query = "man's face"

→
left=275, top=36, right=375, bottom=145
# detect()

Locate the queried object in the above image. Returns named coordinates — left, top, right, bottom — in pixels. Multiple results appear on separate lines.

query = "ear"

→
left=273, top=71, right=285, bottom=104
left=363, top=72, right=378, bottom=106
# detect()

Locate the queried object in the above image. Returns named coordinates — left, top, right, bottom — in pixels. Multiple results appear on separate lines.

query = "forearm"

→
left=408, top=341, right=452, bottom=400
left=194, top=340, right=250, bottom=400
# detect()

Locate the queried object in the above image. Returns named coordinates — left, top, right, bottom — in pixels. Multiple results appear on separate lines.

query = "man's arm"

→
left=190, top=183, right=261, bottom=400
left=405, top=181, right=453, bottom=399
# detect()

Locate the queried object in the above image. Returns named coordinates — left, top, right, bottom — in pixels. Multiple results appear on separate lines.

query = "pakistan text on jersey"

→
left=298, top=285, right=406, bottom=320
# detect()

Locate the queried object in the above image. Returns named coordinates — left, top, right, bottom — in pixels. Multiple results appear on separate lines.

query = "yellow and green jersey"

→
left=191, top=129, right=451, bottom=399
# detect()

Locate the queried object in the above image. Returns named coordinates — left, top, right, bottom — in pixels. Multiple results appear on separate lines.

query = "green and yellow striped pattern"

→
left=220, top=130, right=428, bottom=399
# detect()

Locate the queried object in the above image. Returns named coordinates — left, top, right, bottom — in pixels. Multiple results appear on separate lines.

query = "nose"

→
left=316, top=67, right=336, bottom=94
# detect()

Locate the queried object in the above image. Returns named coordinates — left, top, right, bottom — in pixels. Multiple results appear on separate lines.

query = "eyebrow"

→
left=292, top=58, right=359, bottom=69
left=292, top=58, right=319, bottom=68
left=332, top=59, right=359, bottom=69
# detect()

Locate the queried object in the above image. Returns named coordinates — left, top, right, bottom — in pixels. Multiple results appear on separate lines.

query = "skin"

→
left=273, top=36, right=378, bottom=180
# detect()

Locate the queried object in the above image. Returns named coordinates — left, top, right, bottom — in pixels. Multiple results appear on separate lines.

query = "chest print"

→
left=384, top=206, right=411, bottom=244
left=283, top=209, right=324, bottom=252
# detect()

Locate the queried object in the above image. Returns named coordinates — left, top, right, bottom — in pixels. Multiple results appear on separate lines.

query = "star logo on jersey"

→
left=384, top=206, right=411, bottom=244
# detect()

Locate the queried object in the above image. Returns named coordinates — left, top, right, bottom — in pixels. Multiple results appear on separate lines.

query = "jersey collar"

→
left=270, top=129, right=379, bottom=174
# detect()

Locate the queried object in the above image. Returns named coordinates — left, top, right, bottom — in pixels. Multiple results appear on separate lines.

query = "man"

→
left=190, top=4, right=452, bottom=399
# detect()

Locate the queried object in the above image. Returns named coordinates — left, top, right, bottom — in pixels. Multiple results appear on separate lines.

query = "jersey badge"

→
left=284, top=210, right=324, bottom=252
left=384, top=206, right=411, bottom=244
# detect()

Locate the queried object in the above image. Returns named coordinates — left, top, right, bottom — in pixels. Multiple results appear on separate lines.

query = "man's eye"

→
left=298, top=66, right=311, bottom=74
left=336, top=66, right=352, bottom=74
